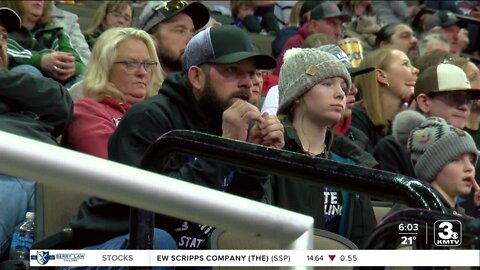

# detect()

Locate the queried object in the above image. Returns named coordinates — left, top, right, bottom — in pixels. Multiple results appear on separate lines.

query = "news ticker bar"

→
left=30, top=249, right=480, bottom=267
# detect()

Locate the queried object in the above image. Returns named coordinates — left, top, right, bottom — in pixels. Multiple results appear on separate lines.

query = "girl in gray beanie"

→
left=271, top=48, right=377, bottom=246
left=392, top=110, right=480, bottom=216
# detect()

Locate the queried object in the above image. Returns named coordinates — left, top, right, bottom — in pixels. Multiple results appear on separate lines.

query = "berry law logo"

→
left=31, top=251, right=55, bottom=265
left=434, top=220, right=462, bottom=246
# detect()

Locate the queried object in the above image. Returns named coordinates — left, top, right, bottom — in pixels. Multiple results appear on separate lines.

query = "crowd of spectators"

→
left=1, top=0, right=480, bottom=264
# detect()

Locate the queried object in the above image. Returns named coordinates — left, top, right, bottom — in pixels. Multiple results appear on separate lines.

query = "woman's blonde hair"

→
left=2, top=0, right=52, bottom=26
left=83, top=27, right=164, bottom=102
left=288, top=0, right=304, bottom=27
left=84, top=1, right=134, bottom=35
left=355, top=46, right=398, bottom=130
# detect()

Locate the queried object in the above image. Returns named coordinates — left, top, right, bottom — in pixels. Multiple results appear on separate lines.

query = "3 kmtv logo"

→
left=434, top=220, right=462, bottom=246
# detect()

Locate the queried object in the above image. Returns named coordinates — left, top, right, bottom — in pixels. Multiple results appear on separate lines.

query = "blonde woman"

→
left=351, top=46, right=418, bottom=152
left=64, top=27, right=163, bottom=159
left=83, top=1, right=134, bottom=49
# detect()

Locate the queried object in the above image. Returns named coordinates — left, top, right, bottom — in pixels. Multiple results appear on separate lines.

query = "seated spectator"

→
left=340, top=0, right=380, bottom=51
left=372, top=0, right=424, bottom=25
left=261, top=33, right=337, bottom=116
left=0, top=7, right=73, bottom=258
left=272, top=1, right=351, bottom=75
left=272, top=48, right=376, bottom=246
left=374, top=63, right=479, bottom=187
left=340, top=0, right=375, bottom=19
left=249, top=69, right=263, bottom=107
left=425, top=0, right=480, bottom=54
left=69, top=25, right=282, bottom=251
left=424, top=10, right=467, bottom=56
left=262, top=43, right=375, bottom=142
left=252, top=0, right=280, bottom=34
left=51, top=0, right=91, bottom=64
left=390, top=110, right=480, bottom=217
left=3, top=0, right=85, bottom=87
left=63, top=27, right=164, bottom=159
left=453, top=57, right=480, bottom=216
left=271, top=0, right=313, bottom=59
left=352, top=47, right=418, bottom=153
left=139, top=1, right=210, bottom=74
left=83, top=1, right=134, bottom=50
left=418, top=33, right=451, bottom=56
left=230, top=0, right=279, bottom=35
left=375, top=22, right=419, bottom=61
left=414, top=49, right=453, bottom=75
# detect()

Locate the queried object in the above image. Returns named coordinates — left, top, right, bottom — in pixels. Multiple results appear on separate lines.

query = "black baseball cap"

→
left=0, top=7, right=21, bottom=32
left=182, top=25, right=277, bottom=71
left=424, top=10, right=465, bottom=32
left=139, top=1, right=210, bottom=33
left=311, top=1, right=351, bottom=22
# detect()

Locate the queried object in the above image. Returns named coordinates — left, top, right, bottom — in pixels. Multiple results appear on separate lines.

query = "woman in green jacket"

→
left=4, top=0, right=85, bottom=86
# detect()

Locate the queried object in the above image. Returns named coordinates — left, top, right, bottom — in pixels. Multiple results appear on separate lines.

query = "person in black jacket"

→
left=70, top=25, right=281, bottom=251
left=0, top=7, right=73, bottom=258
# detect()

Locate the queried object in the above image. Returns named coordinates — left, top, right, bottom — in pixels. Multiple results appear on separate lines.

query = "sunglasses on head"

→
left=142, top=0, right=188, bottom=31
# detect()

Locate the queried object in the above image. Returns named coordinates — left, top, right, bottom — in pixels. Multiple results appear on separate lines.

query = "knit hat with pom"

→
left=277, top=48, right=351, bottom=115
left=393, top=110, right=478, bottom=182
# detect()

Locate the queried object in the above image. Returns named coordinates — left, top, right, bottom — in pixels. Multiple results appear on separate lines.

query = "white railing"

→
left=0, top=131, right=314, bottom=270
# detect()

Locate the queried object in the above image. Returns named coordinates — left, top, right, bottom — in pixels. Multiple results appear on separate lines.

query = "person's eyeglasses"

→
left=142, top=0, right=188, bottom=30
left=114, top=60, right=158, bottom=73
left=109, top=11, right=132, bottom=23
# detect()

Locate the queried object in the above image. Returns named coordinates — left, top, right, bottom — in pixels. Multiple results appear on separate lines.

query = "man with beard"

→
left=69, top=25, right=282, bottom=251
left=139, top=1, right=210, bottom=74
left=0, top=7, right=73, bottom=257
left=376, top=23, right=419, bottom=61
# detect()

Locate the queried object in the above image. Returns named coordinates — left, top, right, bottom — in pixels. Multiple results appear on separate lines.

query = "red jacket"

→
left=272, top=24, right=310, bottom=76
left=335, top=116, right=352, bottom=136
left=64, top=97, right=131, bottom=159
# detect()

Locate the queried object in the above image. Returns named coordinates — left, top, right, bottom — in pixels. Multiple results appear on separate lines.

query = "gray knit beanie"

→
left=277, top=48, right=352, bottom=115
left=404, top=113, right=478, bottom=182
left=392, top=110, right=426, bottom=145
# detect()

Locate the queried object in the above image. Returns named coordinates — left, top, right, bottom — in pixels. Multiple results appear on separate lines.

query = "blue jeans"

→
left=63, top=228, right=177, bottom=270
left=10, top=64, right=81, bottom=88
left=10, top=64, right=43, bottom=77
left=0, top=174, right=35, bottom=257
